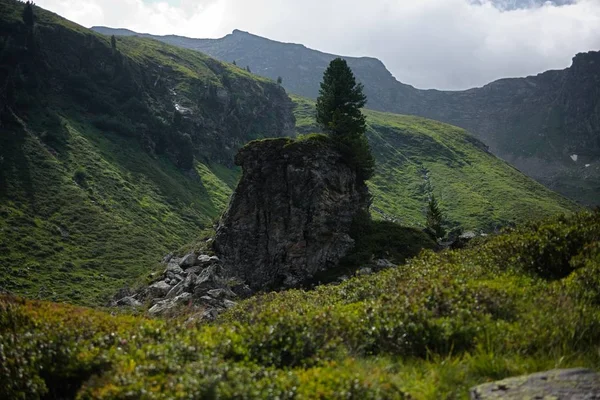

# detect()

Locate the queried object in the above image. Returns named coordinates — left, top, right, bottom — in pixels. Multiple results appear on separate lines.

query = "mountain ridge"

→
left=93, top=26, right=600, bottom=206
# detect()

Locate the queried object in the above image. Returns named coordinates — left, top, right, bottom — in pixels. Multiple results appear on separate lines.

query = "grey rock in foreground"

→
left=214, top=138, right=370, bottom=291
left=470, top=368, right=600, bottom=399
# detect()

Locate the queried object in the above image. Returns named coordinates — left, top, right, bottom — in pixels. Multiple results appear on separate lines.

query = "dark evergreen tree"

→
left=232, top=60, right=237, bottom=66
left=111, top=35, right=117, bottom=51
left=22, top=1, right=34, bottom=28
left=316, top=58, right=374, bottom=180
left=277, top=76, right=283, bottom=85
left=425, top=194, right=446, bottom=239
left=245, top=65, right=251, bottom=73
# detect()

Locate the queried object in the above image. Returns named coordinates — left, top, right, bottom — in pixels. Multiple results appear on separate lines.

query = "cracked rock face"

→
left=214, top=138, right=370, bottom=291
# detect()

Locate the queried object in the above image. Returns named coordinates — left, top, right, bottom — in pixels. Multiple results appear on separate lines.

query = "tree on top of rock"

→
left=316, top=58, right=374, bottom=181
left=22, top=1, right=34, bottom=28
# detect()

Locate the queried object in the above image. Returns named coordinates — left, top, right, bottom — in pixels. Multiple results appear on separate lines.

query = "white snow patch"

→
left=585, top=164, right=591, bottom=168
left=570, top=154, right=578, bottom=162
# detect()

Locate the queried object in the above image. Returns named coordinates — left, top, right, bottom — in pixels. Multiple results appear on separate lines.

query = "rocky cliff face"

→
left=214, top=137, right=370, bottom=290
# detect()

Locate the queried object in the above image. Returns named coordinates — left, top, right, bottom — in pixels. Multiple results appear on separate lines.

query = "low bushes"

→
left=1, top=210, right=599, bottom=399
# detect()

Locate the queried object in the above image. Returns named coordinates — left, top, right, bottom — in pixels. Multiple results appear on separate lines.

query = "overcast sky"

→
left=35, top=0, right=600, bottom=90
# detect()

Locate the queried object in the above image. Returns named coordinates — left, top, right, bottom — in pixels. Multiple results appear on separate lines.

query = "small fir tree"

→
left=22, top=1, right=34, bottom=28
left=232, top=60, right=237, bottom=66
left=111, top=35, right=117, bottom=51
left=245, top=65, right=251, bottom=73
left=316, top=58, right=374, bottom=180
left=277, top=76, right=283, bottom=85
left=425, top=194, right=446, bottom=239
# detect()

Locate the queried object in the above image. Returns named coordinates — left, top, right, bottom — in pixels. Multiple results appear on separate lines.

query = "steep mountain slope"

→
left=95, top=27, right=600, bottom=205
left=293, top=96, right=577, bottom=230
left=0, top=0, right=293, bottom=305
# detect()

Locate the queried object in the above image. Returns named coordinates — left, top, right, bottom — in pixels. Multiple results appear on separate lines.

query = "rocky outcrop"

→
left=214, top=137, right=370, bottom=290
left=470, top=368, right=600, bottom=399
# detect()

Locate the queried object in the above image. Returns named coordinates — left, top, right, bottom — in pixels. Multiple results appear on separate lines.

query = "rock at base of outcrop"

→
left=121, top=252, right=241, bottom=319
left=115, top=296, right=142, bottom=307
left=470, top=368, right=600, bottom=399
left=214, top=138, right=370, bottom=291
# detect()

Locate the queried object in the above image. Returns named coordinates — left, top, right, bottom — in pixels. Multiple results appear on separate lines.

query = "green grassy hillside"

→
left=0, top=0, right=292, bottom=306
left=2, top=210, right=599, bottom=399
left=294, top=95, right=578, bottom=230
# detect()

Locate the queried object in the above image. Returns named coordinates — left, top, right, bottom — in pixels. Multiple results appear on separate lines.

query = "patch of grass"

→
left=1, top=211, right=599, bottom=399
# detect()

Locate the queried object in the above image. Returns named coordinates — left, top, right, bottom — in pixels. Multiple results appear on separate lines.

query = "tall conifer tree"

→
left=316, top=58, right=374, bottom=180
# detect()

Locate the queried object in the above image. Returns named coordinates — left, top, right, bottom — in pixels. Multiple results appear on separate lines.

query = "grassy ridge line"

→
left=293, top=95, right=578, bottom=230
left=1, top=210, right=599, bottom=399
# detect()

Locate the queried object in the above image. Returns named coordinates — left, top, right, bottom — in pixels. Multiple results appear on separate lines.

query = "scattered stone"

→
left=165, top=280, right=184, bottom=299
left=194, top=265, right=223, bottom=296
left=197, top=254, right=220, bottom=267
left=230, top=283, right=253, bottom=299
left=375, top=259, right=395, bottom=269
left=173, top=292, right=192, bottom=305
left=470, top=368, right=600, bottom=399
left=200, top=308, right=220, bottom=321
left=222, top=299, right=237, bottom=309
left=184, top=265, right=203, bottom=276
left=148, top=299, right=173, bottom=316
left=115, top=296, right=142, bottom=307
left=162, top=253, right=174, bottom=263
left=199, top=296, right=220, bottom=307
left=148, top=281, right=171, bottom=298
left=357, top=267, right=373, bottom=276
left=179, top=252, right=197, bottom=269
left=164, top=263, right=184, bottom=276
left=207, top=288, right=236, bottom=299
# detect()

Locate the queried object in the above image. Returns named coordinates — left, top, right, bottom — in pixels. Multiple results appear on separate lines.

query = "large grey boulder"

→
left=194, top=265, right=224, bottom=297
left=148, top=281, right=171, bottom=298
left=470, top=368, right=600, bottom=399
left=214, top=138, right=370, bottom=290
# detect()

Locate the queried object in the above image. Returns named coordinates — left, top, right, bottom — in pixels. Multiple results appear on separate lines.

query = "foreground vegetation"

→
left=1, top=210, right=598, bottom=399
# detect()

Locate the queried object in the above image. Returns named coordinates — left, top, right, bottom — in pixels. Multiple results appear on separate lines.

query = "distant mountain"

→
left=94, top=26, right=600, bottom=206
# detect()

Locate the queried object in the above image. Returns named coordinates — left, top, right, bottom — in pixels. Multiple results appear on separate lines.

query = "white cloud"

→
left=35, top=0, right=600, bottom=89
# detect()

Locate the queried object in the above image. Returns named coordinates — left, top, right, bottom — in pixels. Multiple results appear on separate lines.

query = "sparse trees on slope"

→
left=425, top=194, right=446, bottom=239
left=316, top=58, right=374, bottom=180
